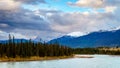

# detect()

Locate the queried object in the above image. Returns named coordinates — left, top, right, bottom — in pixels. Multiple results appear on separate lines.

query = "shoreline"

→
left=74, top=55, right=94, bottom=58
left=1, top=54, right=120, bottom=62
left=0, top=56, right=73, bottom=62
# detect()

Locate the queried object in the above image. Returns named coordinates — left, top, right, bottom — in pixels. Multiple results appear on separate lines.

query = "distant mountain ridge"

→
left=0, top=39, right=29, bottom=44
left=48, top=29, right=120, bottom=48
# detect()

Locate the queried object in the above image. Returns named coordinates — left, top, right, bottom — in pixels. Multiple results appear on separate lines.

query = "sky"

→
left=0, top=0, right=120, bottom=41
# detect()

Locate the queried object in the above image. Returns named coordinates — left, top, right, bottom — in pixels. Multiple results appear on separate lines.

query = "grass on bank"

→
left=0, top=56, right=73, bottom=62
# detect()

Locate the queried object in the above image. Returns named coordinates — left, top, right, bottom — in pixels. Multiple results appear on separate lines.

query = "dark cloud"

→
left=0, top=0, right=120, bottom=41
left=1, top=8, right=120, bottom=41
left=0, top=9, right=51, bottom=32
left=14, top=0, right=46, bottom=4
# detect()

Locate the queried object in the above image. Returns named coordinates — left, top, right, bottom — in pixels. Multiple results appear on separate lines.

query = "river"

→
left=0, top=55, right=120, bottom=68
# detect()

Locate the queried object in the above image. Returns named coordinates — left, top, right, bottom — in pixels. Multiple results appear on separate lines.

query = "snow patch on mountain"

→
left=67, top=32, right=87, bottom=37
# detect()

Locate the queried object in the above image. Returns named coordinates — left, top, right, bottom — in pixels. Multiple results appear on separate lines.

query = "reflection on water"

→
left=0, top=55, right=120, bottom=68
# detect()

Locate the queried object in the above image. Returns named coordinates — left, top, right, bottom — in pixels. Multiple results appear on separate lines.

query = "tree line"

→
left=0, top=34, right=73, bottom=58
left=73, top=47, right=120, bottom=55
left=0, top=34, right=120, bottom=58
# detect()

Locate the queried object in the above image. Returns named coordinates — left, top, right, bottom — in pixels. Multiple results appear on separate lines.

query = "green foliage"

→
left=0, top=35, right=73, bottom=58
left=0, top=34, right=120, bottom=58
left=73, top=47, right=120, bottom=55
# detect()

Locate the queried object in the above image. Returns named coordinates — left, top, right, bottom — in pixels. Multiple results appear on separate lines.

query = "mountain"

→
left=34, top=36, right=45, bottom=43
left=48, top=29, right=120, bottom=48
left=67, top=31, right=87, bottom=37
left=0, top=39, right=28, bottom=44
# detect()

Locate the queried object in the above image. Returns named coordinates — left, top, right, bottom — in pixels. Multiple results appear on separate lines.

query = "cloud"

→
left=105, top=6, right=117, bottom=13
left=0, top=0, right=120, bottom=41
left=0, top=0, right=20, bottom=10
left=0, top=9, right=51, bottom=32
left=44, top=10, right=120, bottom=33
left=68, top=0, right=103, bottom=8
left=0, top=30, right=35, bottom=40
left=0, top=0, right=46, bottom=11
left=0, top=23, right=9, bottom=28
left=0, top=0, right=53, bottom=40
left=68, top=0, right=120, bottom=8
left=68, top=0, right=119, bottom=15
left=0, top=8, right=57, bottom=40
left=1, top=8, right=120, bottom=41
left=30, top=9, right=119, bottom=41
left=14, top=0, right=46, bottom=4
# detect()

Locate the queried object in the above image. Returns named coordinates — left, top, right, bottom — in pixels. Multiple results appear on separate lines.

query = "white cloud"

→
left=0, top=0, right=46, bottom=11
left=105, top=6, right=117, bottom=13
left=82, top=11, right=90, bottom=15
left=0, top=0, right=20, bottom=10
left=45, top=11, right=120, bottom=35
left=0, top=0, right=120, bottom=41
left=76, top=0, right=103, bottom=8
left=68, top=0, right=104, bottom=8
left=68, top=0, right=119, bottom=13
left=0, top=30, right=36, bottom=40
left=10, top=32, right=36, bottom=39
left=33, top=9, right=120, bottom=40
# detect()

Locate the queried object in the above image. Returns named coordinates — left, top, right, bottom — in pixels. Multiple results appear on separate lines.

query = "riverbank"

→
left=0, top=54, right=96, bottom=62
left=74, top=54, right=94, bottom=58
left=0, top=56, right=73, bottom=62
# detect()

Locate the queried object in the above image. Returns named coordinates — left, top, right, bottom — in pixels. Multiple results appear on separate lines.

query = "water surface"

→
left=0, top=55, right=120, bottom=68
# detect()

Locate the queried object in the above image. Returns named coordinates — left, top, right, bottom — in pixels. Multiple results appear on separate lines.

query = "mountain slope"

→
left=0, top=39, right=28, bottom=44
left=48, top=29, right=120, bottom=48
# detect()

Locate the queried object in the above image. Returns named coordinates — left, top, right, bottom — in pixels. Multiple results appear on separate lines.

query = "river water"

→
left=0, top=55, right=120, bottom=68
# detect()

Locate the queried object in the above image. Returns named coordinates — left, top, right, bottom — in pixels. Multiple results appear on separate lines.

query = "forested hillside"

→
left=0, top=34, right=73, bottom=58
